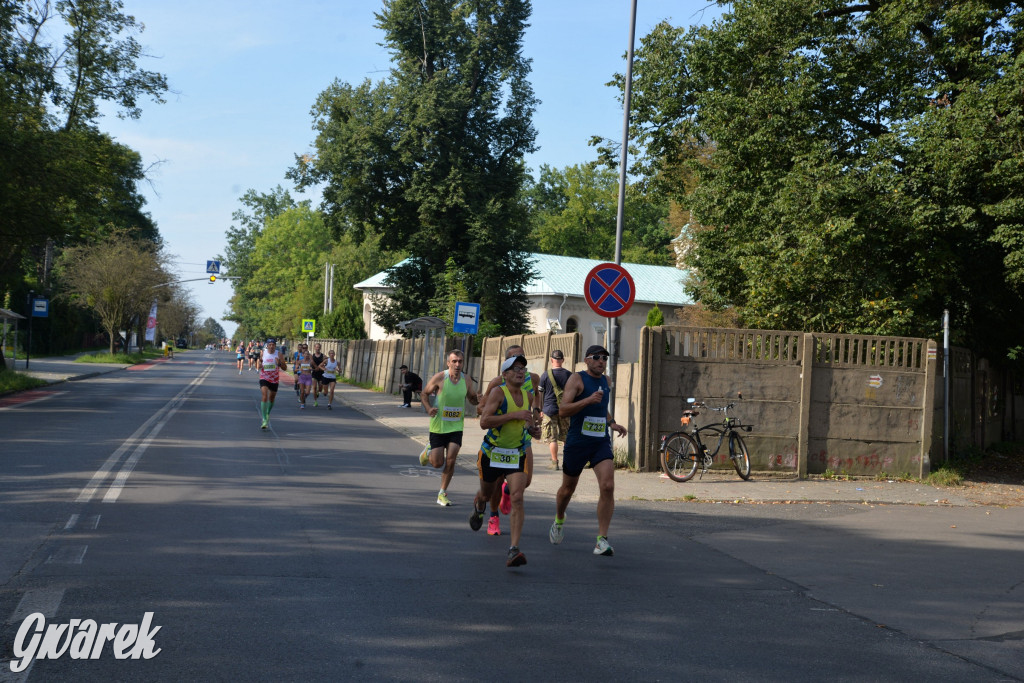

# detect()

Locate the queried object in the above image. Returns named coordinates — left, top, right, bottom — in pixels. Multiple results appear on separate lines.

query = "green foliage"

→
left=0, top=371, right=49, bottom=393
left=620, top=1, right=1024, bottom=356
left=291, top=0, right=538, bottom=335
left=0, top=0, right=166, bottom=354
left=646, top=304, right=664, bottom=327
left=428, top=258, right=470, bottom=336
left=526, top=163, right=674, bottom=265
left=225, top=201, right=399, bottom=340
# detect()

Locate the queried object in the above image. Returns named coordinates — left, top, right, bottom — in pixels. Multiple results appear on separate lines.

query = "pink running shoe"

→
left=499, top=482, right=511, bottom=515
left=487, top=515, right=501, bottom=536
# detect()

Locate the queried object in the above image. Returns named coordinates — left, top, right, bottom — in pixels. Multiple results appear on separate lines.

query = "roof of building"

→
left=354, top=253, right=692, bottom=306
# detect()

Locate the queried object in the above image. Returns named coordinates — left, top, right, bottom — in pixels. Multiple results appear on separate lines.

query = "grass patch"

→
left=926, top=465, right=964, bottom=487
left=338, top=376, right=383, bottom=392
left=75, top=348, right=164, bottom=365
left=0, top=370, right=49, bottom=394
left=613, top=446, right=637, bottom=471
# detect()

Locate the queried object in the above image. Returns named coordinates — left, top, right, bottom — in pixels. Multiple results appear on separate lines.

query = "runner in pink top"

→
left=258, top=338, right=287, bottom=429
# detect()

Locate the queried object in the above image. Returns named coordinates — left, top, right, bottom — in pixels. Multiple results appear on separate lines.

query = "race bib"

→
left=442, top=407, right=463, bottom=422
left=582, top=415, right=607, bottom=438
left=300, top=363, right=311, bottom=373
left=488, top=446, right=522, bottom=469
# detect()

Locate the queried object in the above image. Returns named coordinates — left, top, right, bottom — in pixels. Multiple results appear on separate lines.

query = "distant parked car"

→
left=176, top=338, right=187, bottom=349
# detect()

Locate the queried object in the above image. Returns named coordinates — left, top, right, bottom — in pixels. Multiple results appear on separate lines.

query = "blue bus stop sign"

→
left=584, top=263, right=636, bottom=318
left=452, top=302, right=480, bottom=335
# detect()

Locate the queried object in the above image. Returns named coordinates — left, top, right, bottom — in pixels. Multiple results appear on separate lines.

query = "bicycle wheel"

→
left=661, top=432, right=700, bottom=482
left=729, top=432, right=751, bottom=480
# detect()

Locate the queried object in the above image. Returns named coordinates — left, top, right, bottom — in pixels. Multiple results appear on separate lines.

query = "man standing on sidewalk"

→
left=538, top=349, right=571, bottom=470
left=548, top=345, right=627, bottom=557
left=419, top=350, right=479, bottom=506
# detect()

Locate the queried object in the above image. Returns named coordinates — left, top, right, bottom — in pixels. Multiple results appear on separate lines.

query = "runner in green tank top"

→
left=469, top=354, right=540, bottom=568
left=477, top=344, right=542, bottom=536
left=419, top=350, right=479, bottom=506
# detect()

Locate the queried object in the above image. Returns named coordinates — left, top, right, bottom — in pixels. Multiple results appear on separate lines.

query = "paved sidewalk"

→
left=4, top=352, right=133, bottom=384
left=329, top=381, right=979, bottom=507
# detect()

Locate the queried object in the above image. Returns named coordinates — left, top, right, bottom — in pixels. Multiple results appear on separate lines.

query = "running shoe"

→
left=260, top=421, right=268, bottom=430
left=487, top=515, right=501, bottom=536
left=506, top=546, right=527, bottom=567
left=418, top=446, right=430, bottom=467
left=469, top=502, right=485, bottom=531
left=549, top=520, right=564, bottom=545
left=436, top=491, right=451, bottom=507
left=314, top=399, right=318, bottom=407
left=499, top=482, right=511, bottom=515
left=593, top=536, right=614, bottom=556
left=327, top=404, right=332, bottom=410
left=300, top=404, right=305, bottom=410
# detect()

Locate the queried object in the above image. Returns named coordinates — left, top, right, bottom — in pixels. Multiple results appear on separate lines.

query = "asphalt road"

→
left=1, top=352, right=1022, bottom=681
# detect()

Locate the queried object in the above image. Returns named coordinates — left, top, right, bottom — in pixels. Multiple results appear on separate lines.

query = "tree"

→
left=0, top=0, right=167, bottom=272
left=291, top=0, right=538, bottom=335
left=619, top=1, right=1024, bottom=356
left=645, top=304, right=664, bottom=327
left=59, top=229, right=170, bottom=353
left=221, top=187, right=301, bottom=337
left=526, top=163, right=673, bottom=265
left=201, top=317, right=226, bottom=340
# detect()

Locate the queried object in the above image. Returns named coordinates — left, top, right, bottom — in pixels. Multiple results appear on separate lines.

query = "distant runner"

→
left=257, top=338, right=288, bottom=429
left=311, top=342, right=326, bottom=407
left=321, top=349, right=340, bottom=410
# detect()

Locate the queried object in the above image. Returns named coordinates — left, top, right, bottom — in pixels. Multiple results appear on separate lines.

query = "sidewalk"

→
left=4, top=352, right=132, bottom=384
left=329, top=382, right=980, bottom=507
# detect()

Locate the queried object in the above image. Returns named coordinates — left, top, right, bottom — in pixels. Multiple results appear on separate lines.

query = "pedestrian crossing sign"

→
left=301, top=319, right=316, bottom=335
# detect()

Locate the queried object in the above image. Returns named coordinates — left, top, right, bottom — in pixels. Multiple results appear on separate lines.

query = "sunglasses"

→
left=587, top=354, right=609, bottom=361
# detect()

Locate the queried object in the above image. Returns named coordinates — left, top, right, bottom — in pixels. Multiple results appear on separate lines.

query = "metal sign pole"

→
left=609, top=0, right=638, bottom=422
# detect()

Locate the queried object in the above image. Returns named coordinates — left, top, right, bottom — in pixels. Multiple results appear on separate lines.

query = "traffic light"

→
left=208, top=275, right=217, bottom=284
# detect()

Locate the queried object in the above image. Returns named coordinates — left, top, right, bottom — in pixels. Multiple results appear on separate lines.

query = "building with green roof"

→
left=354, top=253, right=693, bottom=361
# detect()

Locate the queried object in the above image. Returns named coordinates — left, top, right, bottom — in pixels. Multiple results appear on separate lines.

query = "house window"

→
left=565, top=316, right=578, bottom=333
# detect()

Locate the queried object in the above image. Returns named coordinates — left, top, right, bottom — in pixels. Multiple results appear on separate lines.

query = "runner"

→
left=477, top=344, right=542, bottom=536
left=418, top=350, right=479, bottom=506
left=548, top=345, right=627, bottom=557
left=246, top=340, right=257, bottom=371
left=321, top=349, right=340, bottom=410
left=292, top=342, right=305, bottom=401
left=310, top=342, right=326, bottom=407
left=468, top=354, right=540, bottom=567
left=257, top=338, right=288, bottom=429
left=295, top=347, right=314, bottom=409
left=235, top=341, right=245, bottom=374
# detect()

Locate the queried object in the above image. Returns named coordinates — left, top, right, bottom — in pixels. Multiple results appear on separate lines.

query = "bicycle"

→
left=659, top=396, right=753, bottom=482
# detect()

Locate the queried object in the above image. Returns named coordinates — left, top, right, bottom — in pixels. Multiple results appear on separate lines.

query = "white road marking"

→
left=101, top=366, right=214, bottom=503
left=45, top=545, right=88, bottom=565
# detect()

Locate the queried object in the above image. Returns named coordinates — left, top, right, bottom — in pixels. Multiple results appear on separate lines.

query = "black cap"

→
left=551, top=349, right=564, bottom=360
left=265, top=337, right=276, bottom=344
left=585, top=345, right=609, bottom=357
left=399, top=364, right=408, bottom=370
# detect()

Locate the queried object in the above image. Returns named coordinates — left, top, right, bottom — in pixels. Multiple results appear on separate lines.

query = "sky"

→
left=101, top=1, right=725, bottom=340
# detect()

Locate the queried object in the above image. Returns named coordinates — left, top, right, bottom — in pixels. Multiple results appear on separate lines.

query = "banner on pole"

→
left=144, top=300, right=158, bottom=342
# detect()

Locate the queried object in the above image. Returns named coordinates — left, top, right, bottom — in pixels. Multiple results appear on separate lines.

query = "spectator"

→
left=399, top=364, right=423, bottom=408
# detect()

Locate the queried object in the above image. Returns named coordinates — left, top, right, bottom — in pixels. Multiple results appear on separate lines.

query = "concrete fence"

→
left=638, top=327, right=938, bottom=478
left=297, top=325, right=1022, bottom=478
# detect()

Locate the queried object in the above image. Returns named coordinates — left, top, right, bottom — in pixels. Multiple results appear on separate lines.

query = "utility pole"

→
left=609, top=0, right=638, bottom=420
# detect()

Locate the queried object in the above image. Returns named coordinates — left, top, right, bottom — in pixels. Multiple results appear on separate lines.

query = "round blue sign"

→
left=584, top=263, right=636, bottom=318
